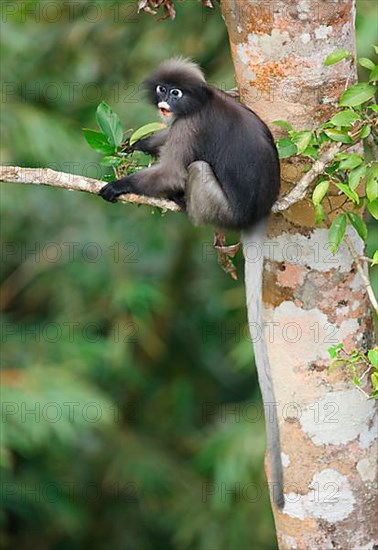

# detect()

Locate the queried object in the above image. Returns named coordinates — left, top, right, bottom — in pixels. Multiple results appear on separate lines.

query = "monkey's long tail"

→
left=242, top=220, right=285, bottom=509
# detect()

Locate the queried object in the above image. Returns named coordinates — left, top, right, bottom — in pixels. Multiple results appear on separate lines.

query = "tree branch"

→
left=0, top=142, right=349, bottom=216
left=0, top=166, right=180, bottom=213
left=272, top=142, right=342, bottom=213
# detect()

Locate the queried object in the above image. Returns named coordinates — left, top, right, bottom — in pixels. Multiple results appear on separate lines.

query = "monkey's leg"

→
left=187, top=162, right=241, bottom=278
left=186, top=161, right=237, bottom=228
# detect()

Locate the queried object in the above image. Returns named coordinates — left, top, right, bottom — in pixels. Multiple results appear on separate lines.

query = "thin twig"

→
left=272, top=143, right=342, bottom=212
left=344, top=234, right=378, bottom=314
left=354, top=383, right=371, bottom=399
left=366, top=135, right=378, bottom=160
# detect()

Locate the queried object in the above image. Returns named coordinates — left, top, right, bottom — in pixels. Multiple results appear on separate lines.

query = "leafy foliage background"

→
left=1, top=1, right=376, bottom=548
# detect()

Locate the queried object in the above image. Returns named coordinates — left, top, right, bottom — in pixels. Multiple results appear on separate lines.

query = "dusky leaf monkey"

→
left=100, top=58, right=283, bottom=508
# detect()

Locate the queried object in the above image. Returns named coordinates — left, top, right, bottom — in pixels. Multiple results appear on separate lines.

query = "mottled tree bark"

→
left=221, top=0, right=377, bottom=548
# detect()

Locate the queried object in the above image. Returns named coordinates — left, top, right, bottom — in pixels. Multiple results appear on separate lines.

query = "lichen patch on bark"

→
left=357, top=451, right=378, bottom=483
left=265, top=301, right=360, bottom=369
left=284, top=469, right=356, bottom=522
left=299, top=390, right=377, bottom=446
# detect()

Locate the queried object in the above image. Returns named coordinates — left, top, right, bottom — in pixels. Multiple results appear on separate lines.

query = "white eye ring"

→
left=156, top=85, right=166, bottom=94
left=170, top=88, right=183, bottom=98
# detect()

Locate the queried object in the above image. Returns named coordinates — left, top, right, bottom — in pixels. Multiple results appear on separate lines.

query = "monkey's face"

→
left=154, top=84, right=184, bottom=121
left=152, top=82, right=209, bottom=120
left=144, top=59, right=212, bottom=120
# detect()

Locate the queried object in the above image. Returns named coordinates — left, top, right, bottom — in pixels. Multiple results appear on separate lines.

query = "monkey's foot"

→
left=213, top=232, right=241, bottom=280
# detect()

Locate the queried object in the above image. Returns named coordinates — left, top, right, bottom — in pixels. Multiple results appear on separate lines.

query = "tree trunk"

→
left=221, top=0, right=377, bottom=547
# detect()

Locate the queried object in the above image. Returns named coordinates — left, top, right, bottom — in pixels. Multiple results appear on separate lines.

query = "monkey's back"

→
left=193, top=89, right=280, bottom=229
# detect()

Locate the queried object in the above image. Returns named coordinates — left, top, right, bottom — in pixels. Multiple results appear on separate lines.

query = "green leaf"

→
left=96, top=102, right=123, bottom=147
left=329, top=110, right=361, bottom=127
left=302, top=146, right=320, bottom=160
left=338, top=153, right=363, bottom=170
left=358, top=57, right=375, bottom=70
left=83, top=129, right=115, bottom=154
left=314, top=204, right=325, bottom=224
left=131, top=151, right=153, bottom=167
left=272, top=120, right=294, bottom=131
left=348, top=164, right=366, bottom=190
left=292, top=131, right=313, bottom=154
left=324, top=49, right=351, bottom=66
left=350, top=349, right=362, bottom=362
left=129, top=123, right=165, bottom=146
left=369, top=104, right=378, bottom=113
left=372, top=45, right=378, bottom=55
left=339, top=83, right=377, bottom=107
left=372, top=250, right=378, bottom=266
left=312, top=180, right=329, bottom=206
left=329, top=213, right=347, bottom=253
left=347, top=212, right=368, bottom=240
left=359, top=125, right=371, bottom=139
left=368, top=348, right=378, bottom=368
left=101, top=156, right=122, bottom=167
left=369, top=65, right=378, bottom=82
left=328, top=343, right=344, bottom=359
left=372, top=387, right=378, bottom=399
left=335, top=183, right=359, bottom=203
left=318, top=131, right=332, bottom=146
left=335, top=152, right=351, bottom=160
left=330, top=359, right=350, bottom=372
left=372, top=372, right=378, bottom=397
left=324, top=128, right=353, bottom=143
left=276, top=137, right=297, bottom=159
left=325, top=161, right=340, bottom=175
left=367, top=199, right=378, bottom=220
left=366, top=164, right=378, bottom=201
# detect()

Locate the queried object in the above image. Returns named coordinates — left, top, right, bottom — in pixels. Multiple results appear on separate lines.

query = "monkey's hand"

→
left=129, top=138, right=152, bottom=154
left=99, top=177, right=131, bottom=203
left=129, top=129, right=169, bottom=157
left=119, top=140, right=152, bottom=156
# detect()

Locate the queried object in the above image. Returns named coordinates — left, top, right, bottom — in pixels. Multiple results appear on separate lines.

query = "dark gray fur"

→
left=99, top=58, right=280, bottom=230
left=99, top=59, right=284, bottom=507
left=133, top=128, right=170, bottom=156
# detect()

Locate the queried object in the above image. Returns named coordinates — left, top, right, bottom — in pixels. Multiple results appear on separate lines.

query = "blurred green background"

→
left=0, top=1, right=376, bottom=548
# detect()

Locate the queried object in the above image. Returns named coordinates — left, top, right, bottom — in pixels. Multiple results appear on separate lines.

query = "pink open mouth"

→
left=159, top=107, right=173, bottom=117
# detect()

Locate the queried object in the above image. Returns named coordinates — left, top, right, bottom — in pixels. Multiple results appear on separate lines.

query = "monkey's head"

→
left=144, top=58, right=212, bottom=122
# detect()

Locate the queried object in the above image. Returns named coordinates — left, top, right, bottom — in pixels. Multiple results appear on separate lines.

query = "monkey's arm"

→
left=100, top=160, right=237, bottom=225
left=131, top=129, right=169, bottom=156
left=99, top=163, right=186, bottom=203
